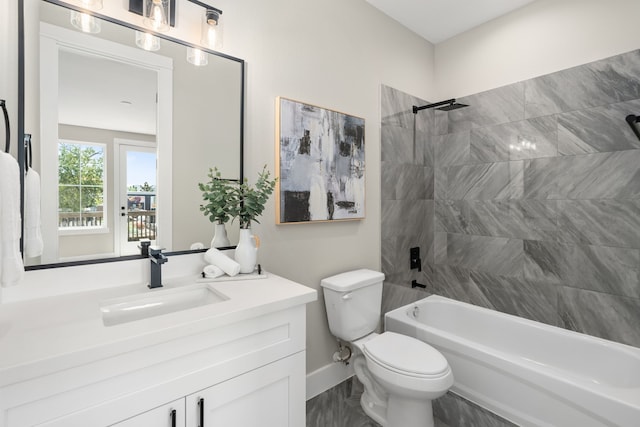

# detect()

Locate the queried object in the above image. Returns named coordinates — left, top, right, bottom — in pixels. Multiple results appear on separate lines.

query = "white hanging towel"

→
left=24, top=168, right=43, bottom=258
left=0, top=152, right=24, bottom=287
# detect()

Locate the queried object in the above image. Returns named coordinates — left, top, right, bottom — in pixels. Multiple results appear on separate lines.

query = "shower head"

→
left=436, top=102, right=469, bottom=111
left=412, top=98, right=469, bottom=114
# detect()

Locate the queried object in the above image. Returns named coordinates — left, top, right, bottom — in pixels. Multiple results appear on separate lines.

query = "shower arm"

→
left=412, top=99, right=456, bottom=114
left=626, top=115, right=640, bottom=142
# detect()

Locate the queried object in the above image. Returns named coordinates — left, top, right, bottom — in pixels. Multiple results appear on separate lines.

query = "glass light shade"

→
left=78, top=0, right=103, bottom=10
left=135, top=31, right=161, bottom=51
left=187, top=48, right=208, bottom=67
left=70, top=11, right=101, bottom=34
left=143, top=0, right=170, bottom=32
left=201, top=10, right=223, bottom=50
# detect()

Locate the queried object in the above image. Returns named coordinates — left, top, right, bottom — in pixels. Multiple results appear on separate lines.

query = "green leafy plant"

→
left=198, top=167, right=238, bottom=224
left=230, top=165, right=278, bottom=229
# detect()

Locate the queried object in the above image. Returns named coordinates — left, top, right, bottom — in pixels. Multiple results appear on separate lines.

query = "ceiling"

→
left=366, top=0, right=537, bottom=44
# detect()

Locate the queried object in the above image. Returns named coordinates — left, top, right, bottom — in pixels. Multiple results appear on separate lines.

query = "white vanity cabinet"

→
left=111, top=352, right=304, bottom=427
left=0, top=275, right=316, bottom=427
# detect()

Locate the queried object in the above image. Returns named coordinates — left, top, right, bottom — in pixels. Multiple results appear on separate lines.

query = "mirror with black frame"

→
left=20, top=0, right=244, bottom=268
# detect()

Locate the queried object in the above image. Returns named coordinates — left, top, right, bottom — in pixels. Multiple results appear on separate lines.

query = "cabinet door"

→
left=185, top=352, right=305, bottom=427
left=110, top=399, right=185, bottom=427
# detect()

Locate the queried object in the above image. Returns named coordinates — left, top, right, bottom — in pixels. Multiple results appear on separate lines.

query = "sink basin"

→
left=100, top=284, right=229, bottom=326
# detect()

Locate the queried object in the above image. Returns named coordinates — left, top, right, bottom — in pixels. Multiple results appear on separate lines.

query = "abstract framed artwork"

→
left=276, top=97, right=365, bottom=224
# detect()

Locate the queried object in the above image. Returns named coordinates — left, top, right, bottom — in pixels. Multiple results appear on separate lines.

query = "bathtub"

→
left=385, top=295, right=640, bottom=427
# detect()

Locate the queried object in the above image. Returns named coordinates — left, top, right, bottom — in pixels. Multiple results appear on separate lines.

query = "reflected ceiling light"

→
left=77, top=0, right=103, bottom=10
left=135, top=31, right=161, bottom=51
left=187, top=47, right=208, bottom=66
left=128, top=0, right=176, bottom=32
left=70, top=10, right=101, bottom=33
left=186, top=0, right=223, bottom=50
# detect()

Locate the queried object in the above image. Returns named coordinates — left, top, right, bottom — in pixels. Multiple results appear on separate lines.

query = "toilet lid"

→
left=363, top=332, right=449, bottom=377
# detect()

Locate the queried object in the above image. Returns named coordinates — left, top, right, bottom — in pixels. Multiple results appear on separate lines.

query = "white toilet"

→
left=321, top=269, right=453, bottom=427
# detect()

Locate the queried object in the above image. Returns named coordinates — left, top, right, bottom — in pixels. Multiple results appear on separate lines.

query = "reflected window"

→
left=58, top=140, right=107, bottom=232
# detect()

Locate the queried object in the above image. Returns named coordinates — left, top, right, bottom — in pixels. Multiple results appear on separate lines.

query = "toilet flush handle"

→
left=342, top=292, right=352, bottom=300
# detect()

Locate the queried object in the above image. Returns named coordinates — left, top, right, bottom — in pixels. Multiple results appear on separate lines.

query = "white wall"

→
left=220, top=0, right=435, bottom=373
left=434, top=0, right=640, bottom=99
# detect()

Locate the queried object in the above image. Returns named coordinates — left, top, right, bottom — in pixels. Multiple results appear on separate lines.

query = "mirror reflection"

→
left=23, top=0, right=244, bottom=266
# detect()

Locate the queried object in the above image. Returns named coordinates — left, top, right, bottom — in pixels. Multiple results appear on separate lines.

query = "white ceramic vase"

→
left=234, top=228, right=257, bottom=274
left=211, top=222, right=231, bottom=248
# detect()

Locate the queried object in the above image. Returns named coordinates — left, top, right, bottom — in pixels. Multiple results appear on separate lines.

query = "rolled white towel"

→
left=204, top=247, right=240, bottom=276
left=203, top=264, right=225, bottom=279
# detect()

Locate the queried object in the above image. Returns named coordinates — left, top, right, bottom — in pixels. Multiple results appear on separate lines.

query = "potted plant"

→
left=230, top=165, right=277, bottom=273
left=198, top=167, right=237, bottom=248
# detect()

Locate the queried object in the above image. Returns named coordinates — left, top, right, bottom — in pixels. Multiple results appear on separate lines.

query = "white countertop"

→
left=0, top=272, right=316, bottom=388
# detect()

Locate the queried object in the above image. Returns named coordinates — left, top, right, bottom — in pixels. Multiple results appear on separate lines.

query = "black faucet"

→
left=148, top=246, right=168, bottom=289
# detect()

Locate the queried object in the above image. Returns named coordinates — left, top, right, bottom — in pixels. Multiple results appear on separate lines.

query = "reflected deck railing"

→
left=58, top=210, right=156, bottom=241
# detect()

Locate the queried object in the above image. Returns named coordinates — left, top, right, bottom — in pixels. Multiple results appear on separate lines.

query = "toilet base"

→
left=387, top=394, right=435, bottom=427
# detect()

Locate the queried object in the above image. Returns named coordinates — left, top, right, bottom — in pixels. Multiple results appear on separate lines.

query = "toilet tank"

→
left=320, top=269, right=385, bottom=342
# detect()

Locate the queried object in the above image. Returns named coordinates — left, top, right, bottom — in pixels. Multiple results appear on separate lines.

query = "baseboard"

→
left=306, top=361, right=355, bottom=401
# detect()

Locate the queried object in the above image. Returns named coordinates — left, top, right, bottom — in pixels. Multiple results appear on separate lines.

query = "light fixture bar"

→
left=186, top=0, right=222, bottom=15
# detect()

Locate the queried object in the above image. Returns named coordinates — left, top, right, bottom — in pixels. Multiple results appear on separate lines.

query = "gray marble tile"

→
left=470, top=272, right=559, bottom=325
left=381, top=84, right=431, bottom=134
left=557, top=199, right=640, bottom=248
left=434, top=166, right=447, bottom=200
left=445, top=162, right=512, bottom=200
left=506, top=160, right=524, bottom=199
left=523, top=240, right=566, bottom=285
left=381, top=199, right=428, bottom=240
left=381, top=125, right=424, bottom=165
left=435, top=200, right=468, bottom=233
left=423, top=200, right=436, bottom=265
left=447, top=83, right=526, bottom=133
left=434, top=392, right=518, bottom=427
left=558, top=287, right=640, bottom=348
left=446, top=234, right=524, bottom=277
left=466, top=200, right=558, bottom=240
left=434, top=109, right=449, bottom=136
left=558, top=99, right=640, bottom=155
left=434, top=232, right=447, bottom=265
left=307, top=377, right=380, bottom=427
left=524, top=240, right=640, bottom=299
left=524, top=49, right=640, bottom=118
left=568, top=244, right=640, bottom=299
left=470, top=116, right=557, bottom=163
left=435, top=131, right=470, bottom=168
left=396, top=164, right=429, bottom=201
left=432, top=265, right=483, bottom=304
left=380, top=160, right=399, bottom=200
left=523, top=149, right=640, bottom=199
left=424, top=131, right=436, bottom=168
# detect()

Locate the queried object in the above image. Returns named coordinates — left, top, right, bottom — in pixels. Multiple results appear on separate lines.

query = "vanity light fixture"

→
left=187, top=47, right=208, bottom=66
left=70, top=10, right=101, bottom=33
left=135, top=31, right=161, bottom=51
left=128, top=0, right=176, bottom=31
left=184, top=0, right=223, bottom=50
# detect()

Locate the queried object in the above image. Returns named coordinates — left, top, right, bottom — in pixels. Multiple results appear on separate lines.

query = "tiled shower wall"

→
left=380, top=49, right=640, bottom=426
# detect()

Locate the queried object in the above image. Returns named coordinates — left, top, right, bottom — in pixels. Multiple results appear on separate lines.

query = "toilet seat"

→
left=361, top=332, right=454, bottom=396
left=362, top=332, right=449, bottom=378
